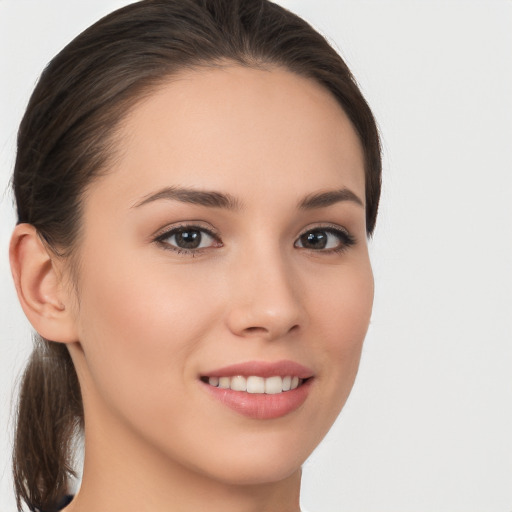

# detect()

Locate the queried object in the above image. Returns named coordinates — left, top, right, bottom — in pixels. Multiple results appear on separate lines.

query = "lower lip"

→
left=201, top=379, right=313, bottom=420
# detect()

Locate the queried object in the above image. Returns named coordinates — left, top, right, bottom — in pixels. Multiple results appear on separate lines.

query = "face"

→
left=67, top=65, right=373, bottom=485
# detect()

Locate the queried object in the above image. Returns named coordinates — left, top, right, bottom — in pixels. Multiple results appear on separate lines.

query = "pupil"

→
left=176, top=230, right=201, bottom=249
left=302, top=231, right=327, bottom=249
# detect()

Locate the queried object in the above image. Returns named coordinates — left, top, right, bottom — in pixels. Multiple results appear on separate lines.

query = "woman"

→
left=8, top=1, right=381, bottom=511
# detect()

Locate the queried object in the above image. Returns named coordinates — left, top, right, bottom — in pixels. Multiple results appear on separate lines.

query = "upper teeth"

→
left=208, top=375, right=302, bottom=394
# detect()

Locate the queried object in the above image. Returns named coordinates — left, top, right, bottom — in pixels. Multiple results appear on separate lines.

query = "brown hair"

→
left=11, top=0, right=381, bottom=510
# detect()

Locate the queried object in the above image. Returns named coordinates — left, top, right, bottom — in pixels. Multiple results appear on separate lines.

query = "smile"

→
left=200, top=360, right=314, bottom=419
left=204, top=375, right=304, bottom=394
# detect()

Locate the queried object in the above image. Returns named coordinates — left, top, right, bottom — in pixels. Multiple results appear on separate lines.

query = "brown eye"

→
left=156, top=226, right=220, bottom=252
left=173, top=229, right=203, bottom=249
left=298, top=230, right=329, bottom=249
left=295, top=227, right=355, bottom=252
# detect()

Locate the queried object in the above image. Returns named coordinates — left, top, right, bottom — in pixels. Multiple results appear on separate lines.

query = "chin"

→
left=199, top=453, right=304, bottom=487
left=174, top=423, right=325, bottom=488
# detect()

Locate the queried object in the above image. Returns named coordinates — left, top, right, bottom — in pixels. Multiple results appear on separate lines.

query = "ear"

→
left=9, top=224, right=78, bottom=343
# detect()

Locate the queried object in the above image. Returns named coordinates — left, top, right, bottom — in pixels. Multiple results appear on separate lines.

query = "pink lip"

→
left=200, top=360, right=314, bottom=420
left=201, top=360, right=314, bottom=379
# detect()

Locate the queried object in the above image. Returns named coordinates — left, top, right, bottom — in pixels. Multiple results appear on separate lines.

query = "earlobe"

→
left=9, top=223, right=78, bottom=343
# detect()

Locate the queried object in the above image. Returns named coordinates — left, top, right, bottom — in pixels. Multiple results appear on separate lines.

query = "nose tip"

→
left=225, top=262, right=305, bottom=341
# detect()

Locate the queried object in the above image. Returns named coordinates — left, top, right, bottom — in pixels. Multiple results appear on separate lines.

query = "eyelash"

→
left=153, top=223, right=356, bottom=256
left=294, top=225, right=356, bottom=254
left=154, top=223, right=221, bottom=257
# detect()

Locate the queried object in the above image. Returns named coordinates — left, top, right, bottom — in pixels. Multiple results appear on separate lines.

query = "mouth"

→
left=199, top=360, right=314, bottom=419
left=200, top=375, right=307, bottom=394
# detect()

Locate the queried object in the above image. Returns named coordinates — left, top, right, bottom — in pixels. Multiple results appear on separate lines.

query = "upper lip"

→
left=201, top=360, right=314, bottom=379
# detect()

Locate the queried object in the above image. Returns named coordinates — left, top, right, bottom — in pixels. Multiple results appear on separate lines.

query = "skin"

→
left=11, top=66, right=373, bottom=512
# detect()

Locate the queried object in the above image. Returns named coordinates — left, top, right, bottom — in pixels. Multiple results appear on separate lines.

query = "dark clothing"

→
left=56, top=495, right=74, bottom=511
left=35, top=495, right=73, bottom=512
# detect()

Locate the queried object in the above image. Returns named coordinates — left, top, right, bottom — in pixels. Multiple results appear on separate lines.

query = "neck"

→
left=64, top=409, right=302, bottom=512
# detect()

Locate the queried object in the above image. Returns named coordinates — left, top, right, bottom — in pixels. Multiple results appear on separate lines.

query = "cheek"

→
left=73, top=251, right=221, bottom=413
left=309, top=258, right=373, bottom=386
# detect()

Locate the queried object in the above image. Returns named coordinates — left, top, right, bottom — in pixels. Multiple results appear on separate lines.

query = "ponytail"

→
left=13, top=337, right=83, bottom=512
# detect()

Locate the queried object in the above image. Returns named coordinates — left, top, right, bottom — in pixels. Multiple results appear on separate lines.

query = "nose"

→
left=225, top=248, right=306, bottom=341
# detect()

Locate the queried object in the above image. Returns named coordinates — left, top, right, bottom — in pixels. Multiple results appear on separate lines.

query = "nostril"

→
left=242, top=324, right=299, bottom=338
left=244, top=326, right=268, bottom=334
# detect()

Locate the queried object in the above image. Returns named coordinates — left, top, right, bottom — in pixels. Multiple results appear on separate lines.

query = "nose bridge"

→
left=226, top=239, right=304, bottom=340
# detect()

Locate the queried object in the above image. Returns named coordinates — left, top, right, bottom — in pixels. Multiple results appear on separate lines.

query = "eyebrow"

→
left=132, top=186, right=242, bottom=210
left=132, top=185, right=363, bottom=211
left=298, top=188, right=364, bottom=209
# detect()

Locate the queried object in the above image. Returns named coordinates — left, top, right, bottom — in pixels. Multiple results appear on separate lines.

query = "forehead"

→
left=90, top=65, right=365, bottom=211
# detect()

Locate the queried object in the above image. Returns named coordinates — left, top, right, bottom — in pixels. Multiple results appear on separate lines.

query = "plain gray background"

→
left=1, top=1, right=511, bottom=511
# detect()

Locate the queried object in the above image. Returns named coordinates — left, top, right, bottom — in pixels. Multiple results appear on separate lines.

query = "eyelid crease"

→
left=295, top=222, right=354, bottom=239
left=151, top=220, right=220, bottom=240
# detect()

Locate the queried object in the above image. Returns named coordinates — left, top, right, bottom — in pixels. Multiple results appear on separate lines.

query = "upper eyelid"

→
left=295, top=222, right=351, bottom=238
left=152, top=221, right=220, bottom=240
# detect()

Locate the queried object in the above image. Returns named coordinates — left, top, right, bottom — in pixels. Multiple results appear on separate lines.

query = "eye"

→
left=155, top=225, right=221, bottom=254
left=294, top=226, right=355, bottom=253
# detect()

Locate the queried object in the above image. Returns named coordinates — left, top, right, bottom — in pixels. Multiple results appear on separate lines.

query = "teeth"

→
left=218, top=377, right=230, bottom=389
left=246, top=376, right=265, bottom=393
left=230, top=375, right=247, bottom=392
left=207, top=375, right=304, bottom=394
left=265, top=376, right=283, bottom=394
